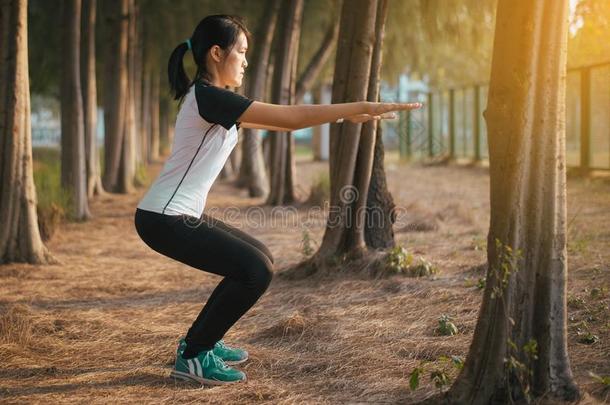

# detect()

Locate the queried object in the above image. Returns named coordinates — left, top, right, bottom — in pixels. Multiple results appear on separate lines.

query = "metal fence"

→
left=395, top=61, right=610, bottom=171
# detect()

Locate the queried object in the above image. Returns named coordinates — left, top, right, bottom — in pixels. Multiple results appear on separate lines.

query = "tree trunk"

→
left=159, top=96, right=170, bottom=155
left=235, top=0, right=280, bottom=197
left=0, top=0, right=53, bottom=264
left=266, top=0, right=303, bottom=206
left=60, top=0, right=90, bottom=220
left=102, top=0, right=129, bottom=192
left=81, top=0, right=104, bottom=198
left=316, top=0, right=378, bottom=260
left=365, top=124, right=396, bottom=249
left=443, top=1, right=581, bottom=403
left=118, top=0, right=137, bottom=193
left=363, top=0, right=395, bottom=250
left=140, top=63, right=151, bottom=164
left=148, top=68, right=160, bottom=163
left=295, top=21, right=339, bottom=104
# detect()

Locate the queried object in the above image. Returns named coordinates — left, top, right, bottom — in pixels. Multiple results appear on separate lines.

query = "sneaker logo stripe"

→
left=194, top=358, right=203, bottom=377
left=187, top=359, right=195, bottom=375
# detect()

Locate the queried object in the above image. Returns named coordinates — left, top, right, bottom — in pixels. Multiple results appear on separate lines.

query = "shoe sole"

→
left=170, top=370, right=247, bottom=385
left=225, top=356, right=248, bottom=366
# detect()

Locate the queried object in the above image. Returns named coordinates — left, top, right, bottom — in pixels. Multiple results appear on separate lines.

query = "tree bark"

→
left=60, top=0, right=90, bottom=219
left=81, top=0, right=104, bottom=198
left=443, top=1, right=581, bottom=403
left=0, top=0, right=53, bottom=264
left=102, top=0, right=129, bottom=192
left=316, top=0, right=378, bottom=260
left=148, top=68, right=160, bottom=163
left=363, top=0, right=395, bottom=250
left=266, top=0, right=303, bottom=206
left=235, top=0, right=280, bottom=197
left=295, top=21, right=339, bottom=104
left=118, top=0, right=137, bottom=193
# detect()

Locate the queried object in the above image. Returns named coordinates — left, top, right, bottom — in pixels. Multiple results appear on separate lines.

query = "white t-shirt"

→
left=137, top=79, right=254, bottom=217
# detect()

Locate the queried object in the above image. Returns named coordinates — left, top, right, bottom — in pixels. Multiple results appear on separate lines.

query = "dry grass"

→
left=0, top=153, right=608, bottom=404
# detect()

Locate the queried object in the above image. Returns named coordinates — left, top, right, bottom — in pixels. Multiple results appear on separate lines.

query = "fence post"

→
left=580, top=67, right=591, bottom=173
left=428, top=92, right=434, bottom=157
left=473, top=85, right=481, bottom=162
left=449, top=89, right=455, bottom=159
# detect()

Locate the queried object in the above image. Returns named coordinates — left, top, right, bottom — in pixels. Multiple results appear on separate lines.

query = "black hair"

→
left=168, top=15, right=252, bottom=104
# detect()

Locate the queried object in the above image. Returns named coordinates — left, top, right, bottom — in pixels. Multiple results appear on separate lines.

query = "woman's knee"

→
left=248, top=258, right=273, bottom=292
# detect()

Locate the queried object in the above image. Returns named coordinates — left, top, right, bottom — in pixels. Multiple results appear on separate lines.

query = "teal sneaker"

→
left=177, top=337, right=249, bottom=365
left=170, top=349, right=246, bottom=385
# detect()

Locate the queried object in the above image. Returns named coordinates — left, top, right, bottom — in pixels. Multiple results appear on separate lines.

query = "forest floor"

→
left=1, top=151, right=609, bottom=404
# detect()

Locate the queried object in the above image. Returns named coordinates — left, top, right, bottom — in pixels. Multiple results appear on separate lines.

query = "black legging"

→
left=134, top=208, right=274, bottom=358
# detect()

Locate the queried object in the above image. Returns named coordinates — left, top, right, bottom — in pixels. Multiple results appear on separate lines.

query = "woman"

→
left=134, top=14, right=422, bottom=386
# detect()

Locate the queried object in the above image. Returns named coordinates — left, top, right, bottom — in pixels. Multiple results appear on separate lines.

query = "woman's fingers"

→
left=345, top=112, right=398, bottom=123
left=367, top=101, right=423, bottom=115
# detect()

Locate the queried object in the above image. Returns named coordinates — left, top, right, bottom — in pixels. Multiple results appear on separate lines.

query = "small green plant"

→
left=382, top=246, right=438, bottom=277
left=577, top=330, right=600, bottom=345
left=385, top=246, right=414, bottom=273
left=301, top=228, right=315, bottom=258
left=436, top=314, right=459, bottom=336
left=471, top=235, right=486, bottom=251
left=504, top=338, right=538, bottom=403
left=588, top=371, right=610, bottom=389
left=490, top=238, right=522, bottom=299
left=32, top=148, right=72, bottom=240
left=567, top=295, right=586, bottom=309
left=409, top=256, right=438, bottom=277
left=306, top=171, right=330, bottom=206
left=476, top=277, right=486, bottom=289
left=409, top=355, right=464, bottom=392
left=134, top=162, right=150, bottom=187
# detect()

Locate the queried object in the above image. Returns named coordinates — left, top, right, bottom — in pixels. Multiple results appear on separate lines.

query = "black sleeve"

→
left=195, top=82, right=254, bottom=130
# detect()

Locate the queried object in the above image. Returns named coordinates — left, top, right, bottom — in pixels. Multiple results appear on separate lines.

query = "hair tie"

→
left=185, top=38, right=192, bottom=50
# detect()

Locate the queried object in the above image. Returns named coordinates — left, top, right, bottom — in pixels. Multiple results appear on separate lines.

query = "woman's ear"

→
left=210, top=45, right=224, bottom=63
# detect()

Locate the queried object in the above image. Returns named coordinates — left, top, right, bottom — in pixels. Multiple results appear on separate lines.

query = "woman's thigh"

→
left=199, top=213, right=274, bottom=264
left=164, top=214, right=273, bottom=284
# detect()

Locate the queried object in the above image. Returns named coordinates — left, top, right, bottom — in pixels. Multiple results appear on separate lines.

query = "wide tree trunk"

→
left=266, top=0, right=303, bottom=206
left=0, top=0, right=53, bottom=264
left=442, top=1, right=581, bottom=403
left=235, top=0, right=280, bottom=197
left=102, top=0, right=129, bottom=192
left=295, top=21, right=339, bottom=104
left=60, top=0, right=90, bottom=220
left=363, top=0, right=395, bottom=250
left=81, top=0, right=104, bottom=198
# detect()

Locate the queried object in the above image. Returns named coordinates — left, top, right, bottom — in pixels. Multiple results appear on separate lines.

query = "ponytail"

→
left=167, top=15, right=252, bottom=104
left=168, top=41, right=191, bottom=102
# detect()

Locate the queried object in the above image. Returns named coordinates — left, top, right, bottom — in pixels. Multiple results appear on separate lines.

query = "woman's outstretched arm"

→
left=238, top=101, right=422, bottom=131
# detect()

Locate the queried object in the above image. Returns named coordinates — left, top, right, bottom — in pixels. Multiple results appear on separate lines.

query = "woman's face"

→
left=220, top=31, right=248, bottom=88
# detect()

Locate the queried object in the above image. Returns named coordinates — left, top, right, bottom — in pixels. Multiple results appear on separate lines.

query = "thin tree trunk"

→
left=148, top=68, right=160, bottom=163
left=266, top=0, right=303, bottom=206
left=81, top=0, right=104, bottom=198
left=236, top=0, right=280, bottom=197
left=295, top=21, right=339, bottom=104
left=444, top=1, right=581, bottom=403
left=0, top=0, right=53, bottom=264
left=140, top=63, right=151, bottom=164
left=363, top=0, right=395, bottom=250
left=61, top=0, right=90, bottom=219
left=102, top=0, right=129, bottom=192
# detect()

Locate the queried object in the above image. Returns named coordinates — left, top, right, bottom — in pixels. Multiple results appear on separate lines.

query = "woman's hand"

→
left=363, top=101, right=423, bottom=115
left=345, top=112, right=398, bottom=123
